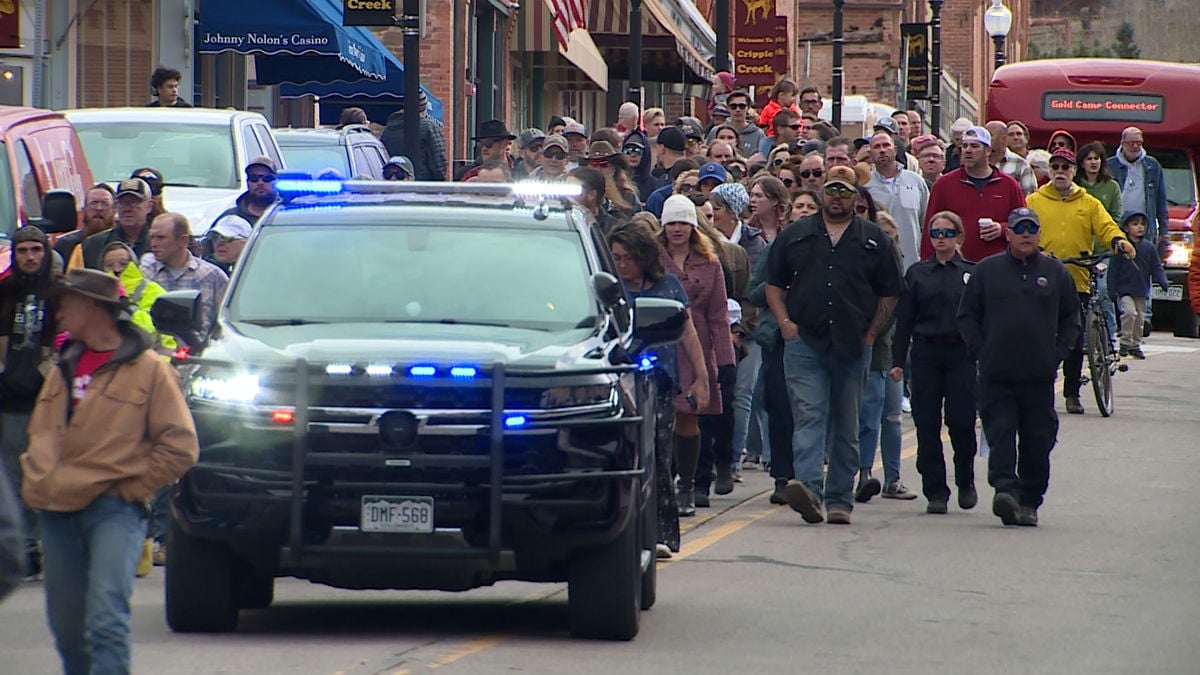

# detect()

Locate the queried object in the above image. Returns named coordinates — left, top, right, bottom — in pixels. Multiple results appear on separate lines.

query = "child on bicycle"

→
left=1107, top=210, right=1169, bottom=359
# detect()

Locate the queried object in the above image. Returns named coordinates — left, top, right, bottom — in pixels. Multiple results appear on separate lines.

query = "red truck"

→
left=987, top=58, right=1200, bottom=337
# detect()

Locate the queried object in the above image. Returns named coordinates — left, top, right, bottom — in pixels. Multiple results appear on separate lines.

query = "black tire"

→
left=1087, top=314, right=1113, bottom=417
left=235, top=564, right=275, bottom=610
left=1173, top=305, right=1199, bottom=338
left=165, top=518, right=238, bottom=632
left=568, top=486, right=641, bottom=640
left=639, top=474, right=657, bottom=611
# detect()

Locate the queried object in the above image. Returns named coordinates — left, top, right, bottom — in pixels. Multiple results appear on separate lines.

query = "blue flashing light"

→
left=275, top=179, right=344, bottom=194
left=450, top=366, right=478, bottom=379
left=638, top=353, right=658, bottom=371
left=504, top=415, right=528, bottom=428
left=408, top=365, right=438, bottom=377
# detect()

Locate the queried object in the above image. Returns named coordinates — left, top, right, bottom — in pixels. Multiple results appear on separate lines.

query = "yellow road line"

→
left=423, top=636, right=509, bottom=669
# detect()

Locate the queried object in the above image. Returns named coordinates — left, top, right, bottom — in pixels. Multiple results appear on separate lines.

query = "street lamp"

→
left=929, top=0, right=943, bottom=137
left=832, top=0, right=845, bottom=131
left=983, top=0, right=1013, bottom=71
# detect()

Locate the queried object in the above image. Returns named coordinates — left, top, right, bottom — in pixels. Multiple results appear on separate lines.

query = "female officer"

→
left=608, top=223, right=709, bottom=557
left=889, top=211, right=978, bottom=515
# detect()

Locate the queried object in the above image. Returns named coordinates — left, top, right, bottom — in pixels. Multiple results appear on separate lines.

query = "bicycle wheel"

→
left=1087, top=312, right=1113, bottom=417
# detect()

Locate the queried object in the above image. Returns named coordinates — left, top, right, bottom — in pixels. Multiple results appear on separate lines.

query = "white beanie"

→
left=661, top=194, right=698, bottom=227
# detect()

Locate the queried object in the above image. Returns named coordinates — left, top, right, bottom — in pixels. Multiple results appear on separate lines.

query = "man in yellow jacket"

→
left=1027, top=147, right=1135, bottom=415
left=20, top=268, right=198, bottom=674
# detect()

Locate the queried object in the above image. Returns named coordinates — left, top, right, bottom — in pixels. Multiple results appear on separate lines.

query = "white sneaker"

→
left=901, top=396, right=912, bottom=413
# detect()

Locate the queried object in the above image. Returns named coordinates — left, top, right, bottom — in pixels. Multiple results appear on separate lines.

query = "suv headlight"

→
left=190, top=373, right=261, bottom=403
left=540, top=383, right=616, bottom=409
left=1164, top=231, right=1193, bottom=267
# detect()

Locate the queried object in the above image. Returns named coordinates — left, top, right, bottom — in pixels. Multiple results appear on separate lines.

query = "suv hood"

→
left=163, top=186, right=239, bottom=235
left=203, top=322, right=605, bottom=372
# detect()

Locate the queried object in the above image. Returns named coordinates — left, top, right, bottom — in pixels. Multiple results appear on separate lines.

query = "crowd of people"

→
left=416, top=73, right=1175, bottom=553
left=0, top=67, right=1184, bottom=671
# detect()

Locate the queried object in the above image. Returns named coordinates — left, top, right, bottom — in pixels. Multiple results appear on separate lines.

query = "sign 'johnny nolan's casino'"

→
left=202, top=33, right=332, bottom=49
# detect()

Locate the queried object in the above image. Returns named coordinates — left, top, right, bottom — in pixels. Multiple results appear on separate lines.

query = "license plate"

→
left=1152, top=285, right=1184, bottom=302
left=360, top=495, right=434, bottom=534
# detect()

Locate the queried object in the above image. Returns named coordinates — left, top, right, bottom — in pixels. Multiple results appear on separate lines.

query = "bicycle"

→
left=1063, top=253, right=1129, bottom=417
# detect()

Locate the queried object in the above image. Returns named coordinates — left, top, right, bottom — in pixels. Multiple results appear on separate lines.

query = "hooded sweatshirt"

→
left=1026, top=181, right=1127, bottom=293
left=624, top=130, right=663, bottom=205
left=0, top=226, right=58, bottom=411
left=1046, top=129, right=1077, bottom=152
left=1107, top=211, right=1169, bottom=301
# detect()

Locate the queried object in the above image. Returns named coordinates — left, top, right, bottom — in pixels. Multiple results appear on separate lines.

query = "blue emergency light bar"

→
left=275, top=177, right=582, bottom=202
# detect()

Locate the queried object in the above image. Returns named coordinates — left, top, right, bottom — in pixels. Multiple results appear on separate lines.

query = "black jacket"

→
left=80, top=225, right=150, bottom=271
left=957, top=250, right=1080, bottom=382
left=625, top=130, right=663, bottom=205
left=380, top=111, right=448, bottom=181
left=0, top=226, right=59, bottom=410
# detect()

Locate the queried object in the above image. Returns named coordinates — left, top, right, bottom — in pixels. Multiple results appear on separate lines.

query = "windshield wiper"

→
left=1166, top=198, right=1194, bottom=207
left=162, top=181, right=203, bottom=188
left=385, top=318, right=517, bottom=328
left=238, top=318, right=329, bottom=327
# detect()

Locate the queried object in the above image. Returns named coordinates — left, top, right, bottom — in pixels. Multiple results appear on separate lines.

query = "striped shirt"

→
left=140, top=251, right=229, bottom=337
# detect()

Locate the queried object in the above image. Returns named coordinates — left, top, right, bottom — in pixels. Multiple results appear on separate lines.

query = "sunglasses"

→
left=1010, top=222, right=1040, bottom=234
left=622, top=146, right=645, bottom=156
left=680, top=183, right=698, bottom=194
left=588, top=159, right=610, bottom=169
left=213, top=233, right=243, bottom=244
left=771, top=156, right=787, bottom=167
left=383, top=169, right=406, bottom=178
left=247, top=174, right=276, bottom=183
left=1049, top=163, right=1073, bottom=171
left=799, top=169, right=823, bottom=179
left=728, top=103, right=748, bottom=109
left=929, top=228, right=960, bottom=239
left=543, top=150, right=568, bottom=160
left=825, top=185, right=856, bottom=199
left=781, top=178, right=795, bottom=187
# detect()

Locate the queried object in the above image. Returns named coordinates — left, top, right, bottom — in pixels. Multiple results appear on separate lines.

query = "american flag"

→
left=552, top=0, right=588, bottom=51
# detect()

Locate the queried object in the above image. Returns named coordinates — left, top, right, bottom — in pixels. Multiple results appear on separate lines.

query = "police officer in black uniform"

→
left=891, top=211, right=977, bottom=515
left=957, top=207, right=1080, bottom=527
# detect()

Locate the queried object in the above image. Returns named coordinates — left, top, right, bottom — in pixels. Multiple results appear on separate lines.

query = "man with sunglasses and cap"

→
left=78, top=178, right=155, bottom=271
left=204, top=157, right=280, bottom=263
left=382, top=156, right=415, bottom=181
left=514, top=129, right=546, bottom=179
left=1027, top=146, right=1135, bottom=415
left=957, top=207, right=1080, bottom=527
left=623, top=130, right=663, bottom=206
left=531, top=135, right=571, bottom=183
left=457, top=119, right=517, bottom=182
left=766, top=165, right=905, bottom=525
left=21, top=268, right=198, bottom=674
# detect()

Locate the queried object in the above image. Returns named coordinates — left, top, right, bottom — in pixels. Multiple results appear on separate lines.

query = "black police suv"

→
left=152, top=180, right=685, bottom=640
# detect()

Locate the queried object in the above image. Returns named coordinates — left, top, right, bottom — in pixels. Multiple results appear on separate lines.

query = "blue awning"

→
left=277, top=43, right=445, bottom=123
left=198, top=0, right=387, bottom=82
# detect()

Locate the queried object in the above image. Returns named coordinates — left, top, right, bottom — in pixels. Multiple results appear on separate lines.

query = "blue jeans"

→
left=733, top=342, right=763, bottom=462
left=40, top=495, right=146, bottom=675
left=858, top=370, right=903, bottom=484
left=783, top=337, right=870, bottom=511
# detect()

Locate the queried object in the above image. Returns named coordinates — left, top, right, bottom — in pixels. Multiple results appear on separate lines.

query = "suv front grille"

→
left=305, top=383, right=545, bottom=410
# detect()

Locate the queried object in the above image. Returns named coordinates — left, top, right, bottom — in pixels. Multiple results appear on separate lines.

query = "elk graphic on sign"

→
left=907, top=32, right=927, bottom=56
left=742, top=0, right=773, bottom=25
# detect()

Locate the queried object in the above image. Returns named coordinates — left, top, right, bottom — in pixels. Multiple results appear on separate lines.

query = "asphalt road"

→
left=3, top=335, right=1198, bottom=674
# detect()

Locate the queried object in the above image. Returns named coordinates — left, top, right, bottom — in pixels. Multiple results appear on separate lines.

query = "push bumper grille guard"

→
left=182, top=356, right=644, bottom=564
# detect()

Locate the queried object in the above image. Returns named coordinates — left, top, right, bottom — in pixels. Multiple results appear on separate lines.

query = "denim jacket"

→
left=1107, top=152, right=1170, bottom=243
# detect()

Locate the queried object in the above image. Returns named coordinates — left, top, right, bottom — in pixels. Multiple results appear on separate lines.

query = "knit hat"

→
left=716, top=71, right=736, bottom=91
left=661, top=194, right=698, bottom=227
left=712, top=182, right=749, bottom=216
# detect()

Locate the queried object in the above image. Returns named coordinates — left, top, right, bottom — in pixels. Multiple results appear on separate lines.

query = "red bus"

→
left=986, top=58, right=1200, bottom=337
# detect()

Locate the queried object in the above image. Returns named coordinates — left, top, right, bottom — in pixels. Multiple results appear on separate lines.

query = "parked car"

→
left=0, top=106, right=96, bottom=273
left=273, top=125, right=389, bottom=179
left=65, top=107, right=285, bottom=236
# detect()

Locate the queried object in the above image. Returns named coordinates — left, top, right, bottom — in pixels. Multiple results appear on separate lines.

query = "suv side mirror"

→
left=28, top=190, right=78, bottom=234
left=152, top=290, right=202, bottom=347
left=592, top=272, right=625, bottom=308
left=633, top=297, right=687, bottom=348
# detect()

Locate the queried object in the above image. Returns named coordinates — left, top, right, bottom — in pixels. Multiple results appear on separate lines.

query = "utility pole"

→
left=401, top=0, right=422, bottom=170
left=715, top=0, right=729, bottom=72
left=930, top=0, right=943, bottom=137
left=629, top=0, right=643, bottom=104
left=831, top=0, right=844, bottom=131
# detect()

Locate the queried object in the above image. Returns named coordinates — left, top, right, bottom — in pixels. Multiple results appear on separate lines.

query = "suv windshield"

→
left=229, top=223, right=596, bottom=331
left=1151, top=147, right=1198, bottom=207
left=73, top=123, right=238, bottom=189
left=276, top=144, right=351, bottom=177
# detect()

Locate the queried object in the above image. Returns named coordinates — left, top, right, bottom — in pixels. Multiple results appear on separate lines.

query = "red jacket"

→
left=758, top=100, right=799, bottom=138
left=922, top=168, right=1026, bottom=262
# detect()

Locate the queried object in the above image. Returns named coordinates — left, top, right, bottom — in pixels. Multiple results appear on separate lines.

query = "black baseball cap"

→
left=657, top=126, right=687, bottom=152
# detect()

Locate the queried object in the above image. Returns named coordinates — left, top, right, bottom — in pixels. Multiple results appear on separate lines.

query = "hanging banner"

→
left=732, top=0, right=788, bottom=103
left=901, top=22, right=931, bottom=101
left=0, top=0, right=18, bottom=49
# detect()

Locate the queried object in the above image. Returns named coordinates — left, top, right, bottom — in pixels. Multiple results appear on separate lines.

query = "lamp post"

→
left=831, top=0, right=844, bottom=131
left=983, top=0, right=1013, bottom=71
left=929, top=0, right=943, bottom=137
left=630, top=0, right=643, bottom=104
